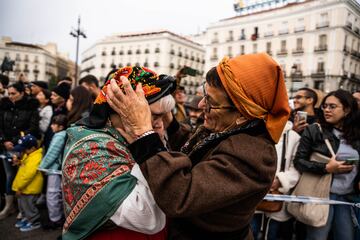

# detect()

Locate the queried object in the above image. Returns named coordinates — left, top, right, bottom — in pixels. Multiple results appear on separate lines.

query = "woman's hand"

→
left=325, top=156, right=354, bottom=174
left=270, top=177, right=281, bottom=191
left=292, top=114, right=308, bottom=133
left=107, top=77, right=153, bottom=143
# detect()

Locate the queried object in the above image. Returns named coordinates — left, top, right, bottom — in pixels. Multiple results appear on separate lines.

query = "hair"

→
left=67, top=86, right=93, bottom=125
left=298, top=87, right=318, bottom=107
left=52, top=114, right=68, bottom=128
left=8, top=81, right=25, bottom=93
left=319, top=89, right=360, bottom=147
left=62, top=76, right=72, bottom=82
left=156, top=94, right=176, bottom=113
left=0, top=74, right=9, bottom=87
left=79, top=75, right=99, bottom=87
left=205, top=67, right=235, bottom=106
left=40, top=89, right=51, bottom=100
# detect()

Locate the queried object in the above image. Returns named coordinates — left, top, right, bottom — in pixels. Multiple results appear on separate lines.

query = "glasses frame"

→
left=202, top=83, right=235, bottom=113
left=321, top=103, right=341, bottom=111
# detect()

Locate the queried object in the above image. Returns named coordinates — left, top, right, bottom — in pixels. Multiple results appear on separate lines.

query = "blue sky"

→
left=0, top=0, right=235, bottom=60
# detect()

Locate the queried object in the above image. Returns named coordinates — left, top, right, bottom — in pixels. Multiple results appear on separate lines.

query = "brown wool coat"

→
left=139, top=124, right=277, bottom=240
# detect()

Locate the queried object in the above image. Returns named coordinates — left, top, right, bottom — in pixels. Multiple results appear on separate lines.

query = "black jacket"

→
left=0, top=96, right=40, bottom=145
left=294, top=123, right=360, bottom=191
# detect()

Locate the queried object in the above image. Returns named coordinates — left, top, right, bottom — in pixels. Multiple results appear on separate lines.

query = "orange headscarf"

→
left=216, top=53, right=290, bottom=143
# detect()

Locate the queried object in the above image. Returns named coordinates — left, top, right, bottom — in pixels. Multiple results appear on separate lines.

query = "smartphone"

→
left=297, top=111, right=307, bottom=122
left=344, top=158, right=359, bottom=165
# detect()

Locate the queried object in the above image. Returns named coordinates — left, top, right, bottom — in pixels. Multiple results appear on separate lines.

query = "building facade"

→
left=204, top=0, right=360, bottom=95
left=0, top=37, right=75, bottom=85
left=80, top=30, right=206, bottom=95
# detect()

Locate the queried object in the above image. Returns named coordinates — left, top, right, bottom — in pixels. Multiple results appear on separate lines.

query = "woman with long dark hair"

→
left=294, top=89, right=360, bottom=240
left=0, top=81, right=40, bottom=220
left=66, top=86, right=93, bottom=125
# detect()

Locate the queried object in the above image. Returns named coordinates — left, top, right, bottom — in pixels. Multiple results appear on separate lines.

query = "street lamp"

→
left=70, top=16, right=86, bottom=86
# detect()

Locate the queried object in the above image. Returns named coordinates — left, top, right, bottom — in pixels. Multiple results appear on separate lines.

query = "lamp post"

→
left=70, top=16, right=86, bottom=86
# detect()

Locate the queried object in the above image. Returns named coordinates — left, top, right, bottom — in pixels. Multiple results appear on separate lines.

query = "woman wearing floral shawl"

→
left=62, top=66, right=176, bottom=240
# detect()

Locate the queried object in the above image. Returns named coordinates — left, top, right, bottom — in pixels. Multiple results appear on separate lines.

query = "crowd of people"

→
left=0, top=52, right=359, bottom=240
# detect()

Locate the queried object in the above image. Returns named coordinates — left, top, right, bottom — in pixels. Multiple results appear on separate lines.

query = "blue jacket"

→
left=39, top=130, right=66, bottom=173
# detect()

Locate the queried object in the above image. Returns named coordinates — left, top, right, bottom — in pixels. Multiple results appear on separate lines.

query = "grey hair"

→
left=156, top=94, right=176, bottom=113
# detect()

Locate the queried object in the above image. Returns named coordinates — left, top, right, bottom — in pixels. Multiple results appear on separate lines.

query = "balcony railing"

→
left=226, top=37, right=234, bottom=42
left=316, top=21, right=330, bottom=29
left=279, top=29, right=289, bottom=35
left=292, top=48, right=304, bottom=54
left=264, top=31, right=273, bottom=37
left=311, top=70, right=325, bottom=78
left=294, top=26, right=305, bottom=33
left=239, top=35, right=246, bottom=40
left=346, top=21, right=352, bottom=29
left=354, top=27, right=360, bottom=35
left=266, top=50, right=272, bottom=56
left=210, top=55, right=218, bottom=61
left=211, top=39, right=219, bottom=44
left=277, top=49, right=288, bottom=56
left=314, top=45, right=328, bottom=52
left=343, top=46, right=350, bottom=54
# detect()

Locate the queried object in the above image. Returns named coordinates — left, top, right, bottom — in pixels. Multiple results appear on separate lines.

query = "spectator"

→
left=184, top=95, right=204, bottom=132
left=294, top=89, right=360, bottom=240
left=57, top=76, right=72, bottom=86
left=172, top=86, right=188, bottom=122
left=0, top=74, right=9, bottom=98
left=107, top=53, right=291, bottom=239
left=11, top=134, right=43, bottom=232
left=51, top=82, right=70, bottom=117
left=30, top=81, right=48, bottom=97
left=38, top=115, right=67, bottom=230
left=62, top=66, right=176, bottom=239
left=36, top=89, right=53, bottom=135
left=353, top=90, right=360, bottom=109
left=66, top=86, right=93, bottom=125
left=291, top=87, right=319, bottom=134
left=0, top=81, right=40, bottom=220
left=79, top=75, right=100, bottom=100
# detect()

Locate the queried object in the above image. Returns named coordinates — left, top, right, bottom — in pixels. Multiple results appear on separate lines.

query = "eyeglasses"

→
left=321, top=103, right=340, bottom=111
left=202, top=83, right=235, bottom=113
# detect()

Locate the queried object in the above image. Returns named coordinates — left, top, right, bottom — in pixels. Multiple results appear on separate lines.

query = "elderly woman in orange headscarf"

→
left=107, top=53, right=291, bottom=240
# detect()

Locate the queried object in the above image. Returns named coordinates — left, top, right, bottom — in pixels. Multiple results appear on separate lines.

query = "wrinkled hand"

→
left=326, top=156, right=354, bottom=174
left=4, top=141, right=14, bottom=151
left=292, top=114, right=308, bottom=133
left=107, top=76, right=153, bottom=143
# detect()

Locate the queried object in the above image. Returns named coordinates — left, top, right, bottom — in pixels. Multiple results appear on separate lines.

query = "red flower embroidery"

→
left=106, top=141, right=128, bottom=158
left=80, top=161, right=107, bottom=184
left=89, top=142, right=99, bottom=155
left=63, top=186, right=74, bottom=206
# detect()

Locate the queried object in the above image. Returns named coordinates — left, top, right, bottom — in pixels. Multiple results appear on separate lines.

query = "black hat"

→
left=78, top=66, right=177, bottom=128
left=32, top=81, right=48, bottom=89
left=13, top=134, right=38, bottom=153
left=52, top=83, right=70, bottom=100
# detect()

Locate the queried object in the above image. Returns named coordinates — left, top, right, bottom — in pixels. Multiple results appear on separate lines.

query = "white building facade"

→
left=204, top=0, right=360, bottom=95
left=0, top=37, right=75, bottom=85
left=81, top=30, right=206, bottom=95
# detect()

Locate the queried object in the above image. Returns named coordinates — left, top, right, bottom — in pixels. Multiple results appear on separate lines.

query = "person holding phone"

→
left=294, top=89, right=360, bottom=240
left=291, top=88, right=319, bottom=135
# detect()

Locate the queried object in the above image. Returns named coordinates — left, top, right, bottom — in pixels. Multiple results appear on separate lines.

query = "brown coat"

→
left=134, top=121, right=277, bottom=240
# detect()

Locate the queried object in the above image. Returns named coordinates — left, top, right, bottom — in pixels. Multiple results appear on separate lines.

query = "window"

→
left=281, top=40, right=287, bottom=51
left=227, top=30, right=234, bottom=42
left=136, top=49, right=141, bottom=54
left=155, top=48, right=160, bottom=53
left=240, top=29, right=246, bottom=40
left=154, top=62, right=159, bottom=67
left=111, top=48, right=116, bottom=55
left=144, top=62, right=149, bottom=67
left=119, top=50, right=124, bottom=55
left=317, top=62, right=325, bottom=72
left=169, top=63, right=174, bottom=69
left=319, top=35, right=327, bottom=47
left=266, top=42, right=272, bottom=54
left=127, top=49, right=132, bottom=55
left=144, top=49, right=150, bottom=54
left=118, top=63, right=123, bottom=68
left=228, top=46, right=233, bottom=57
left=240, top=45, right=245, bottom=55
left=296, top=38, right=303, bottom=50
left=101, top=63, right=106, bottom=68
left=253, top=43, right=257, bottom=53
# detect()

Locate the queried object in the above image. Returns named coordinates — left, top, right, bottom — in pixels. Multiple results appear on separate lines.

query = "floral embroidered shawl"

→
left=62, top=123, right=137, bottom=240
